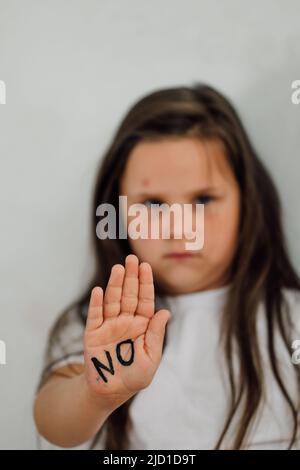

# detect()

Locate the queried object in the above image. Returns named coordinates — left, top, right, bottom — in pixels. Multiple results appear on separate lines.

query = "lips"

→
left=164, top=252, right=197, bottom=258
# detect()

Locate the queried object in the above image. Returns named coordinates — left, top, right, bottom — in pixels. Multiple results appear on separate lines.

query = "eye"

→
left=195, top=195, right=213, bottom=205
left=142, top=198, right=163, bottom=208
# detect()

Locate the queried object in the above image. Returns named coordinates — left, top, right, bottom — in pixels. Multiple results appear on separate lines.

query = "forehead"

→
left=120, top=137, right=234, bottom=194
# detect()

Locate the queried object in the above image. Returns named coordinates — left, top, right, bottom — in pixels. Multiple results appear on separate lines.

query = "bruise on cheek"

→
left=141, top=178, right=150, bottom=187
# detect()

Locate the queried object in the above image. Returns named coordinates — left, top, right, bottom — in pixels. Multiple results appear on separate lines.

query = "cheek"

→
left=203, top=201, right=240, bottom=256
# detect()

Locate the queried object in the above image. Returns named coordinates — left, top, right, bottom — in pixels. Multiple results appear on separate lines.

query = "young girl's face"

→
left=119, top=137, right=240, bottom=295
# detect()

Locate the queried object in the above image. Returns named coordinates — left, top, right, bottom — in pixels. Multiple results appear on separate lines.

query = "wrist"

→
left=78, top=373, right=128, bottom=414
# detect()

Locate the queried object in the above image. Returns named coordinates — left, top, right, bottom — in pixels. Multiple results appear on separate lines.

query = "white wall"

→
left=0, top=0, right=299, bottom=449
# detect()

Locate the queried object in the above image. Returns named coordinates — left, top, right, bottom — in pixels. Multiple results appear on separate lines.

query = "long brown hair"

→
left=37, top=83, right=300, bottom=449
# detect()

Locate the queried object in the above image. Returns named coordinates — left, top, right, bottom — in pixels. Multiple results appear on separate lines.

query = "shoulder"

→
left=281, top=287, right=300, bottom=335
left=41, top=303, right=88, bottom=379
left=257, top=287, right=300, bottom=340
left=49, top=302, right=87, bottom=346
left=281, top=287, right=300, bottom=312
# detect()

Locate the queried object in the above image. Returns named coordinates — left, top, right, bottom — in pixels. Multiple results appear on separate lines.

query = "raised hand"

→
left=83, top=254, right=171, bottom=405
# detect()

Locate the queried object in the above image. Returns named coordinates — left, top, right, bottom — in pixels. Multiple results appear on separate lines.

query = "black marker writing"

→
left=91, top=351, right=114, bottom=383
left=116, top=339, right=134, bottom=366
left=91, top=338, right=135, bottom=383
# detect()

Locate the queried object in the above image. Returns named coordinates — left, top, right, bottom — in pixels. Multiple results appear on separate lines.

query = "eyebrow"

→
left=132, top=187, right=216, bottom=198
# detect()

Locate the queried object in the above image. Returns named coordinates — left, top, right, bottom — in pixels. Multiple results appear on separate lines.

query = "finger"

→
left=135, top=262, right=155, bottom=319
left=85, top=286, right=104, bottom=331
left=103, top=264, right=125, bottom=319
left=144, top=309, right=171, bottom=364
left=120, top=254, right=139, bottom=316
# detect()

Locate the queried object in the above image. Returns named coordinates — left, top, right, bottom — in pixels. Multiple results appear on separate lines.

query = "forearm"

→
left=34, top=373, right=122, bottom=448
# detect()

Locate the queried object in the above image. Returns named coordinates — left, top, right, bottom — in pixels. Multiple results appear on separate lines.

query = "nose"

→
left=168, top=203, right=185, bottom=239
left=168, top=203, right=202, bottom=242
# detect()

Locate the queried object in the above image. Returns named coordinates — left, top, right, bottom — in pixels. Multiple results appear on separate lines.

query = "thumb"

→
left=145, top=309, right=171, bottom=364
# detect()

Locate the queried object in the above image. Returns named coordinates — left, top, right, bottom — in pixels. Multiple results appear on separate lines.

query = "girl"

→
left=33, top=84, right=300, bottom=450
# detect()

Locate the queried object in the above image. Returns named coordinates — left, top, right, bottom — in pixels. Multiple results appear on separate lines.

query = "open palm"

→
left=83, top=254, right=171, bottom=403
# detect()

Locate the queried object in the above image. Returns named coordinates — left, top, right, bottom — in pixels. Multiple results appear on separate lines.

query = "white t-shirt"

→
left=37, top=285, right=300, bottom=450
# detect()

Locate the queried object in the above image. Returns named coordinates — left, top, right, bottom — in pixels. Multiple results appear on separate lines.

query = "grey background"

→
left=0, top=0, right=299, bottom=449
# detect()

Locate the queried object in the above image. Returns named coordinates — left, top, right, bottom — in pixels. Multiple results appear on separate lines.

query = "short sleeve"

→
left=38, top=304, right=87, bottom=388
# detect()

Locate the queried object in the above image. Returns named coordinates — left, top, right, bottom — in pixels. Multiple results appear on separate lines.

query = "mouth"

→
left=164, top=252, right=200, bottom=259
